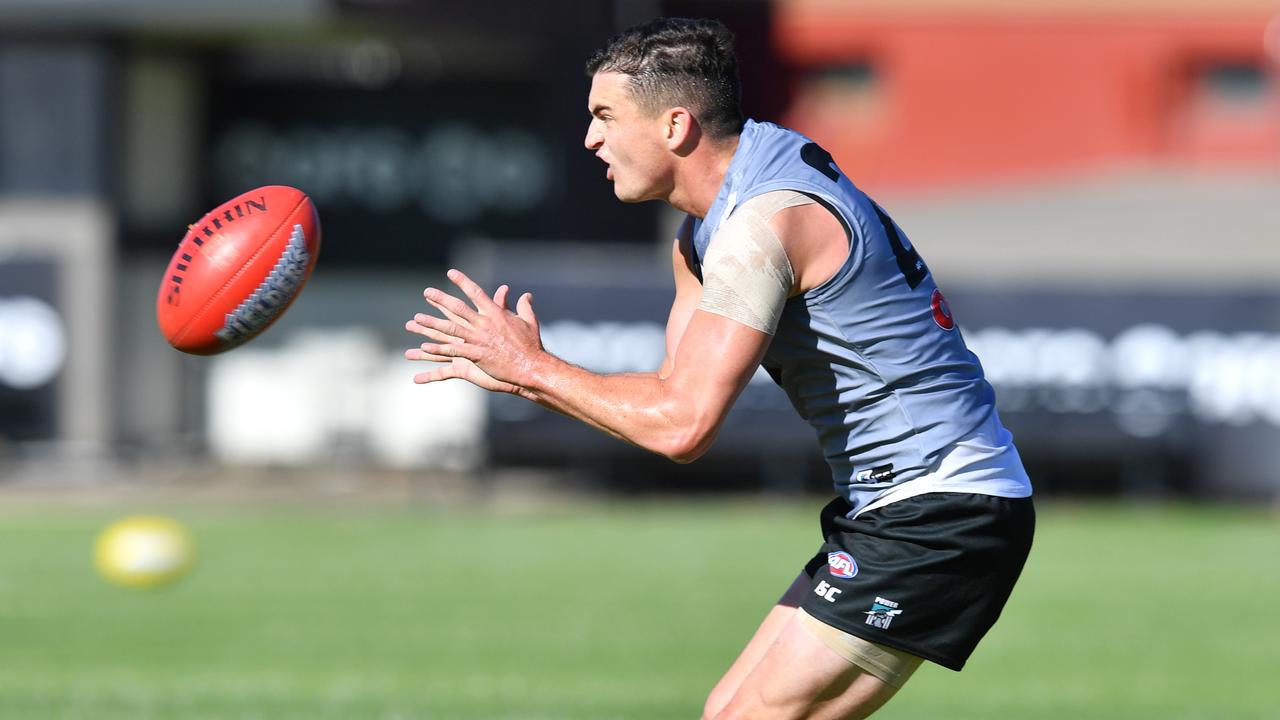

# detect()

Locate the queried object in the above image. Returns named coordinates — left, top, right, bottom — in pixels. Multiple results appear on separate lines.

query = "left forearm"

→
left=515, top=352, right=712, bottom=462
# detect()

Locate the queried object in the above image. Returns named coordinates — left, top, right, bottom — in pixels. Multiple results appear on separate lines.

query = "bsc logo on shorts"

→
left=827, top=551, right=858, bottom=579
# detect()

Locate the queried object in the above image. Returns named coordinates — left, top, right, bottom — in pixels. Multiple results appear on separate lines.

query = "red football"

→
left=156, top=185, right=321, bottom=355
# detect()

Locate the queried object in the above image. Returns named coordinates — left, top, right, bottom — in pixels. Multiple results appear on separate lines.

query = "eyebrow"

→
left=589, top=104, right=611, bottom=117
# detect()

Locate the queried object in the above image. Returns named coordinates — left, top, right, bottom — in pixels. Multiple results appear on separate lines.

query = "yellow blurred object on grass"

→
left=94, top=516, right=195, bottom=588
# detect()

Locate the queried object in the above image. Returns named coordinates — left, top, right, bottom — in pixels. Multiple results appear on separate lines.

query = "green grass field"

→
left=0, top=494, right=1276, bottom=719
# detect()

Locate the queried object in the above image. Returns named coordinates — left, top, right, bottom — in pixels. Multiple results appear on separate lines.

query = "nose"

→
left=584, top=119, right=603, bottom=151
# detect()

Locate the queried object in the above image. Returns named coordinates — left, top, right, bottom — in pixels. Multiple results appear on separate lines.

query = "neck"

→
left=666, top=132, right=740, bottom=219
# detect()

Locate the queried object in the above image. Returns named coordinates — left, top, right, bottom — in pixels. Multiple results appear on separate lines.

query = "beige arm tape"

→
left=798, top=608, right=924, bottom=689
left=697, top=191, right=813, bottom=335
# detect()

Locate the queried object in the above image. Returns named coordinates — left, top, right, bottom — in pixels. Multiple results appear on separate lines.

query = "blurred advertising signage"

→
left=211, top=122, right=551, bottom=229
left=967, top=323, right=1280, bottom=438
left=202, top=76, right=657, bottom=267
left=0, top=260, right=66, bottom=440
left=945, top=288, right=1280, bottom=440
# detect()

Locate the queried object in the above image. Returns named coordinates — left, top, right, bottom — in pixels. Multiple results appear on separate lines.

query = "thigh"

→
left=703, top=574, right=809, bottom=720
left=712, top=612, right=901, bottom=720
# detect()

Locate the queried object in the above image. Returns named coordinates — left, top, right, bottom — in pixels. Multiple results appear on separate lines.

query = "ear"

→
left=665, top=107, right=697, bottom=151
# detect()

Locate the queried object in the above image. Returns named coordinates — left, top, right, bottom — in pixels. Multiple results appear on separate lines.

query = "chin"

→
left=612, top=182, right=656, bottom=204
left=612, top=185, right=642, bottom=203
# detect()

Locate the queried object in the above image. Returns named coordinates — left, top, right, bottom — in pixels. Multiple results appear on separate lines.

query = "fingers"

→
left=405, top=317, right=462, bottom=357
left=406, top=313, right=472, bottom=343
left=412, top=364, right=457, bottom=384
left=417, top=340, right=479, bottom=361
left=446, top=269, right=500, bottom=313
left=515, top=291, right=538, bottom=329
left=425, top=273, right=523, bottom=322
left=403, top=315, right=479, bottom=359
left=423, top=286, right=479, bottom=323
left=430, top=297, right=472, bottom=329
left=413, top=323, right=462, bottom=346
left=409, top=327, right=462, bottom=362
left=404, top=347, right=453, bottom=363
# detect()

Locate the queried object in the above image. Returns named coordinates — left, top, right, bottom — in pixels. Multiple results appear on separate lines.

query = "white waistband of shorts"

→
left=851, top=424, right=1033, bottom=519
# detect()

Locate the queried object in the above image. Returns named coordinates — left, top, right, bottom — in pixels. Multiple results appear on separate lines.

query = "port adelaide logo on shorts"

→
left=864, top=597, right=903, bottom=630
left=827, top=551, right=858, bottom=579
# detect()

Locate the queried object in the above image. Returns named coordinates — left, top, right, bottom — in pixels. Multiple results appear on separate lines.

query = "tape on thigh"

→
left=797, top=607, right=923, bottom=689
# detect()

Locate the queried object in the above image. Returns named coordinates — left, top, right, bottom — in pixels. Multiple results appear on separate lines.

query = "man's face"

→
left=584, top=71, right=672, bottom=203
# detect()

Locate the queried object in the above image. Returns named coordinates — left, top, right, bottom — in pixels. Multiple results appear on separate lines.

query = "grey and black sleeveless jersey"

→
left=692, top=120, right=1032, bottom=513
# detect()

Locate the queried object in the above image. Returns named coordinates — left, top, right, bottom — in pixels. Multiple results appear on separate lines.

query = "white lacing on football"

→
left=215, top=224, right=311, bottom=346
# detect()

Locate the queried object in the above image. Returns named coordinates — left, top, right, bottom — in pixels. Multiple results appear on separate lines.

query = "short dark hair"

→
left=585, top=17, right=744, bottom=140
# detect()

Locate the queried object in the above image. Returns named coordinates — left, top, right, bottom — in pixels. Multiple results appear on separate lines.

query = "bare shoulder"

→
left=765, top=196, right=850, bottom=294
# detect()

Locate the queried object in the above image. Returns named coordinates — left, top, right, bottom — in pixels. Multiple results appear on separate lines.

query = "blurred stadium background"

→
left=0, top=0, right=1277, bottom=718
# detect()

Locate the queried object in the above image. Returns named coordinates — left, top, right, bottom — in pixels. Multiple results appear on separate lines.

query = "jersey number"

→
left=800, top=142, right=927, bottom=290
left=872, top=203, right=928, bottom=289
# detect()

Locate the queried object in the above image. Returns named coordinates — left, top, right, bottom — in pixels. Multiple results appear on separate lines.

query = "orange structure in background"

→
left=774, top=0, right=1280, bottom=195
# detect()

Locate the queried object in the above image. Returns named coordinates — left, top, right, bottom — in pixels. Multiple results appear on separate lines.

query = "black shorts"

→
left=799, top=492, right=1035, bottom=671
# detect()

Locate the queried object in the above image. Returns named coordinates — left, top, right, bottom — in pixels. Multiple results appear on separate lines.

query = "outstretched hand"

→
left=404, top=269, right=543, bottom=394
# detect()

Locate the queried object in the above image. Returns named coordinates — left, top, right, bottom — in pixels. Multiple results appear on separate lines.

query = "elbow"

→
left=657, top=426, right=716, bottom=465
left=649, top=393, right=722, bottom=464
left=667, top=446, right=703, bottom=465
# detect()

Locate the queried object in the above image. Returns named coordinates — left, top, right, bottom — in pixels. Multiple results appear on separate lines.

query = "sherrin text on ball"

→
left=156, top=185, right=321, bottom=355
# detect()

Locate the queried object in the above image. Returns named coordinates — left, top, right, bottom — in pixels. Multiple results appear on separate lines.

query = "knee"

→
left=708, top=688, right=886, bottom=720
left=705, top=689, right=773, bottom=720
left=701, top=683, right=735, bottom=720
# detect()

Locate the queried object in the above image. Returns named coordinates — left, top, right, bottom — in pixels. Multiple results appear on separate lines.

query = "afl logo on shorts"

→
left=931, top=289, right=955, bottom=331
left=827, top=551, right=859, bottom=579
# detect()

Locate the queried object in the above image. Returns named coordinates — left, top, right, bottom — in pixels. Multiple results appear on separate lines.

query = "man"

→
left=405, top=17, right=1034, bottom=720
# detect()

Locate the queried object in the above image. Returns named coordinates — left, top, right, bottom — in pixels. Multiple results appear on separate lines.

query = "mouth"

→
left=596, top=152, right=614, bottom=181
